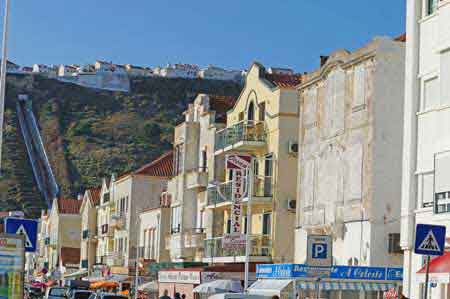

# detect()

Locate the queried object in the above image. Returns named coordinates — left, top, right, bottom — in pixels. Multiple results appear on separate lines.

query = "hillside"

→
left=0, top=75, right=242, bottom=217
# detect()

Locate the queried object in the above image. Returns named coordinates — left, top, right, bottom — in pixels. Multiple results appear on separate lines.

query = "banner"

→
left=0, top=234, right=25, bottom=299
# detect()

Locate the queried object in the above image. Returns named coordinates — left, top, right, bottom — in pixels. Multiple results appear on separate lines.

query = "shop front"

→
left=416, top=252, right=450, bottom=299
left=253, top=264, right=403, bottom=299
left=158, top=269, right=203, bottom=299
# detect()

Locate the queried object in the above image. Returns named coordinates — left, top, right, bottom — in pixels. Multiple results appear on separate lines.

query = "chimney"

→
left=320, top=56, right=329, bottom=67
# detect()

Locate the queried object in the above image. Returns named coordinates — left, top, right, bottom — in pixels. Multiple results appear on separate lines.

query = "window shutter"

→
left=440, top=50, right=450, bottom=106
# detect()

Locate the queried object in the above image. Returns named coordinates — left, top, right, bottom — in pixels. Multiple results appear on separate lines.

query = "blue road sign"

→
left=4, top=217, right=38, bottom=252
left=415, top=224, right=446, bottom=256
left=307, top=235, right=332, bottom=267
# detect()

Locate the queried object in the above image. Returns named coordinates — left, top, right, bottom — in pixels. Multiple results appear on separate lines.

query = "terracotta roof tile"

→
left=61, top=247, right=80, bottom=266
left=88, top=187, right=102, bottom=206
left=133, top=151, right=173, bottom=178
left=58, top=198, right=82, bottom=214
left=264, top=73, right=302, bottom=88
left=394, top=33, right=406, bottom=42
left=208, top=95, right=237, bottom=123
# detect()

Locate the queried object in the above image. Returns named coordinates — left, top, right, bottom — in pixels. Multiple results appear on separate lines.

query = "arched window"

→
left=247, top=101, right=255, bottom=121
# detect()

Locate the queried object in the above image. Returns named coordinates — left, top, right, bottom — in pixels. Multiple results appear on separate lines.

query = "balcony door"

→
left=264, top=154, right=273, bottom=196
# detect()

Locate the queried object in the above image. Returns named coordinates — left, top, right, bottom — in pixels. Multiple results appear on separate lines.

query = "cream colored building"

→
left=138, top=205, right=171, bottom=263
left=96, top=176, right=116, bottom=267
left=166, top=93, right=235, bottom=262
left=47, top=198, right=82, bottom=275
left=109, top=151, right=173, bottom=275
left=79, top=187, right=101, bottom=272
left=203, top=62, right=301, bottom=264
left=296, top=37, right=405, bottom=268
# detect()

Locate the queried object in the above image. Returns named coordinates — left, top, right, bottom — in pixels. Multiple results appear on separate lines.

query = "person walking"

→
left=160, top=290, right=171, bottom=299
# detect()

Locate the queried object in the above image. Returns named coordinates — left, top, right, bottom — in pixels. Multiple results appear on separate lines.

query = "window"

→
left=434, top=151, right=450, bottom=213
left=247, top=102, right=255, bottom=121
left=201, top=149, right=207, bottom=172
left=427, top=0, right=438, bottom=15
left=226, top=219, right=231, bottom=234
left=238, top=112, right=244, bottom=121
left=259, top=102, right=266, bottom=121
left=262, top=213, right=271, bottom=235
left=353, top=64, right=366, bottom=109
left=441, top=50, right=450, bottom=105
left=422, top=77, right=439, bottom=110
left=173, top=144, right=185, bottom=175
left=388, top=233, right=402, bottom=254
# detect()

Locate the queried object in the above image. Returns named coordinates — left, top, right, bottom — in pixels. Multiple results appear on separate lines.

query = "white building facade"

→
left=401, top=1, right=450, bottom=299
left=296, top=37, right=406, bottom=269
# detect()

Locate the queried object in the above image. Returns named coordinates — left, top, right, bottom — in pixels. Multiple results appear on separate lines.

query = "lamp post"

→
left=0, top=0, right=10, bottom=173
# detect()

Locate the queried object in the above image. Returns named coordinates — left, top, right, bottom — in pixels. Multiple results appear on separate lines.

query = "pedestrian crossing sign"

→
left=4, top=217, right=38, bottom=252
left=415, top=224, right=446, bottom=256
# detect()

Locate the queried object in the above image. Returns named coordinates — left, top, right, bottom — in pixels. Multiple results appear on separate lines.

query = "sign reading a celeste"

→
left=256, top=264, right=403, bottom=281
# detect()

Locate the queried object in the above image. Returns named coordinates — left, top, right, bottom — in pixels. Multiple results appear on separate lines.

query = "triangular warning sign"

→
left=16, top=224, right=33, bottom=248
left=418, top=230, right=441, bottom=252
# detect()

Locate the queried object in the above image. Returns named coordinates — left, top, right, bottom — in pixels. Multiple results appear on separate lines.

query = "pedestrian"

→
left=160, top=290, right=171, bottom=299
left=181, top=294, right=186, bottom=299
left=174, top=292, right=181, bottom=299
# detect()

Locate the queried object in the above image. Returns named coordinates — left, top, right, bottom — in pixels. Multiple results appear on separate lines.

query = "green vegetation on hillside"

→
left=0, top=75, right=242, bottom=217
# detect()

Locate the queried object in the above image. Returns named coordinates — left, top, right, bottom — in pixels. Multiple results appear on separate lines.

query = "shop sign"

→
left=0, top=234, right=26, bottom=299
left=256, top=264, right=403, bottom=281
left=226, top=154, right=250, bottom=235
left=222, top=233, right=246, bottom=251
left=158, top=271, right=201, bottom=284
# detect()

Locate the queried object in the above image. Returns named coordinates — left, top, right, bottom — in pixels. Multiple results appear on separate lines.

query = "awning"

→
left=416, top=252, right=450, bottom=283
left=418, top=252, right=450, bottom=274
left=193, top=280, right=243, bottom=294
left=64, top=269, right=88, bottom=278
left=248, top=279, right=293, bottom=296
left=296, top=281, right=398, bottom=291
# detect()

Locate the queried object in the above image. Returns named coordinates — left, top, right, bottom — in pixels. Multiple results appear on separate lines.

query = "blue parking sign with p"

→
left=313, top=243, right=327, bottom=259
left=307, top=235, right=332, bottom=267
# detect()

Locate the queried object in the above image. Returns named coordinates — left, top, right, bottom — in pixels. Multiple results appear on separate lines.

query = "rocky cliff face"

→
left=0, top=74, right=242, bottom=218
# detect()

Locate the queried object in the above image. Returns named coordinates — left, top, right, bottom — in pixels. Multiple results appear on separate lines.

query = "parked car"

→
left=25, top=286, right=44, bottom=299
left=88, top=293, right=128, bottom=299
left=68, top=290, right=94, bottom=299
left=46, top=287, right=68, bottom=299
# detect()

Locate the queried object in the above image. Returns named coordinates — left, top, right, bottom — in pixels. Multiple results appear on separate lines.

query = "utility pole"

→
left=244, top=158, right=254, bottom=292
left=0, top=0, right=10, bottom=173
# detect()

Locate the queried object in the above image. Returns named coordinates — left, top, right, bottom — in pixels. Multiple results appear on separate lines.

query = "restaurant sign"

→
left=158, top=271, right=201, bottom=284
left=256, top=264, right=403, bottom=281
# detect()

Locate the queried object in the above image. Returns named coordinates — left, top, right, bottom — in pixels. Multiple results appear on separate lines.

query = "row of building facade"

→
left=34, top=32, right=408, bottom=297
left=6, top=59, right=243, bottom=81
left=34, top=1, right=450, bottom=297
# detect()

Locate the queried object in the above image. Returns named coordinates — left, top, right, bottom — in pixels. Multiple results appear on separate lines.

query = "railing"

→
left=207, top=176, right=273, bottom=206
left=204, top=235, right=272, bottom=258
left=184, top=228, right=205, bottom=248
left=215, top=120, right=266, bottom=151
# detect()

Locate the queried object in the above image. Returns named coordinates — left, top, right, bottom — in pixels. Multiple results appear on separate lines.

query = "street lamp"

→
left=0, top=0, right=10, bottom=173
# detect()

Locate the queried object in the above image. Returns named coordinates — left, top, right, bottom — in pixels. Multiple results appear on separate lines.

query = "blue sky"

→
left=3, top=0, right=405, bottom=72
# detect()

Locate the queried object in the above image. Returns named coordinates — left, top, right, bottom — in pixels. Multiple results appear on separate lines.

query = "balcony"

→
left=207, top=176, right=273, bottom=207
left=184, top=228, right=206, bottom=248
left=186, top=169, right=209, bottom=190
left=203, top=234, right=272, bottom=263
left=215, top=120, right=266, bottom=153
